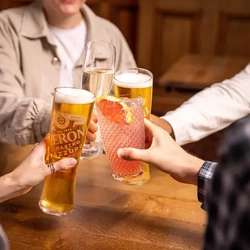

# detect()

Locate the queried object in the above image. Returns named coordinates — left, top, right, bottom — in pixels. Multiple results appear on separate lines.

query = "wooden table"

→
left=0, top=145, right=206, bottom=250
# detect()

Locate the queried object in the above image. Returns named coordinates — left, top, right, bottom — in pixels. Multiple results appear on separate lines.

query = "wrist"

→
left=184, top=155, right=205, bottom=186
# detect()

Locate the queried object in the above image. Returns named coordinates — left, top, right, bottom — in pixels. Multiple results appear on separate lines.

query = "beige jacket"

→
left=0, top=0, right=136, bottom=146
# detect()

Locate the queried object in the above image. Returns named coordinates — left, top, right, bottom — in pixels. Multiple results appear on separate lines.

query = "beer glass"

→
left=96, top=94, right=145, bottom=182
left=113, top=68, right=153, bottom=185
left=81, top=40, right=116, bottom=160
left=39, top=87, right=95, bottom=216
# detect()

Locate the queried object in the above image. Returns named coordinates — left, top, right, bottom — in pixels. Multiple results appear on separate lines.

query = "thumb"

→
left=54, top=158, right=77, bottom=171
left=117, top=148, right=149, bottom=162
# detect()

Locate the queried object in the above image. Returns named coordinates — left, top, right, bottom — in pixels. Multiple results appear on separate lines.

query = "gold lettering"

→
left=67, top=131, right=77, bottom=142
left=58, top=133, right=68, bottom=144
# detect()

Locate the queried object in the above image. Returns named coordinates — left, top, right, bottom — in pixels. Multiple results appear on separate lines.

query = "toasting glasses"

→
left=81, top=40, right=116, bottom=160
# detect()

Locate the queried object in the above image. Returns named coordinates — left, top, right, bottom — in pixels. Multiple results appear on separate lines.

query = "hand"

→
left=8, top=140, right=77, bottom=195
left=150, top=114, right=174, bottom=135
left=117, top=119, right=204, bottom=185
left=86, top=115, right=98, bottom=141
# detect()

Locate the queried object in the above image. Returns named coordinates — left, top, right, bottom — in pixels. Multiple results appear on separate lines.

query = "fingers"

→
left=86, top=130, right=96, bottom=142
left=53, top=158, right=77, bottom=172
left=117, top=148, right=148, bottom=162
left=88, top=119, right=98, bottom=134
left=144, top=118, right=161, bottom=133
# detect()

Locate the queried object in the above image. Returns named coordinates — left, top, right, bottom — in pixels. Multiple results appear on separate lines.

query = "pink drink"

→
left=97, top=96, right=145, bottom=181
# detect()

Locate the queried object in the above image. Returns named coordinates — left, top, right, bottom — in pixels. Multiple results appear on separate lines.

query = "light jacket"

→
left=162, top=63, right=250, bottom=145
left=0, top=0, right=136, bottom=145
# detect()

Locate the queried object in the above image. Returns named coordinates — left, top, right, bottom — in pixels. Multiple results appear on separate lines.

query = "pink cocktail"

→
left=96, top=95, right=145, bottom=182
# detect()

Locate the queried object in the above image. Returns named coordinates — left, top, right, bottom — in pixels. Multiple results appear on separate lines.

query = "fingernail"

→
left=68, top=158, right=77, bottom=166
left=117, top=149, right=123, bottom=159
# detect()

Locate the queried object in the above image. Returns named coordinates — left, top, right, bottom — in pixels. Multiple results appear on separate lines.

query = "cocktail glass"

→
left=96, top=95, right=145, bottom=182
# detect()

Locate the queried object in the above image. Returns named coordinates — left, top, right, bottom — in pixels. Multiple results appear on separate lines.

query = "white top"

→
left=162, top=63, right=250, bottom=145
left=49, top=20, right=87, bottom=87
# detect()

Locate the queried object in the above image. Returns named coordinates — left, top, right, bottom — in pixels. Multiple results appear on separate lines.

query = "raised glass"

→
left=96, top=94, right=145, bottom=182
left=113, top=68, right=153, bottom=185
left=39, top=87, right=95, bottom=216
left=81, top=40, right=116, bottom=160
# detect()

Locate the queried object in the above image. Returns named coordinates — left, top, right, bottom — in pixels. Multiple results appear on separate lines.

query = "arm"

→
left=117, top=119, right=217, bottom=208
left=0, top=141, right=77, bottom=203
left=161, top=64, right=250, bottom=145
left=0, top=16, right=51, bottom=145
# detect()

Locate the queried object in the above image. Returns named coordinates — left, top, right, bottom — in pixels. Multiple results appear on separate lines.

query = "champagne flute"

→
left=81, top=40, right=116, bottom=160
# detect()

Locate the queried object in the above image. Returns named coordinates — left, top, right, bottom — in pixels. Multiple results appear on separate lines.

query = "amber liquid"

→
left=39, top=92, right=94, bottom=215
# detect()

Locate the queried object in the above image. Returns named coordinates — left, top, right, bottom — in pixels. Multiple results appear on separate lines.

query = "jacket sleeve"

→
left=0, top=17, right=51, bottom=146
left=161, top=63, right=250, bottom=145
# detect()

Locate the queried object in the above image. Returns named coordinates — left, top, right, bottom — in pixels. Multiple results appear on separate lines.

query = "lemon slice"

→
left=96, top=95, right=133, bottom=124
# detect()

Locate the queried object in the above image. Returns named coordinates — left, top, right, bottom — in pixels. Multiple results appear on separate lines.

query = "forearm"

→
left=0, top=172, right=30, bottom=203
left=161, top=68, right=250, bottom=145
left=0, top=95, right=51, bottom=145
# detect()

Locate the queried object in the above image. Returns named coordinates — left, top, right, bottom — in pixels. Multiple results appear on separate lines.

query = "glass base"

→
left=39, top=201, right=73, bottom=216
left=112, top=170, right=143, bottom=183
left=121, top=163, right=150, bottom=186
left=80, top=141, right=103, bottom=160
left=122, top=178, right=149, bottom=186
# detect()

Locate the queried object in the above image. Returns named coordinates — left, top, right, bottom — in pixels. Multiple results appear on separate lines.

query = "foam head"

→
left=55, top=88, right=95, bottom=104
left=114, top=72, right=153, bottom=88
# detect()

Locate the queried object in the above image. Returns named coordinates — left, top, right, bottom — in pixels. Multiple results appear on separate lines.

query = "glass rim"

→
left=86, top=40, right=116, bottom=57
left=114, top=67, right=153, bottom=84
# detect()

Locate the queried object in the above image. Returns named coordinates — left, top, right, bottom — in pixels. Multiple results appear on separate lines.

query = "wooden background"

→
left=1, top=0, right=250, bottom=160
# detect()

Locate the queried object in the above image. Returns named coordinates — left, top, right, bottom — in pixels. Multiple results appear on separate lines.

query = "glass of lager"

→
left=113, top=68, right=153, bottom=185
left=39, top=87, right=95, bottom=216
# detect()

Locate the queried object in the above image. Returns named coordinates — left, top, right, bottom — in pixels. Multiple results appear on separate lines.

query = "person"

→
left=0, top=0, right=136, bottom=146
left=150, top=63, right=250, bottom=146
left=203, top=115, right=250, bottom=249
left=0, top=140, right=77, bottom=250
left=118, top=103, right=250, bottom=247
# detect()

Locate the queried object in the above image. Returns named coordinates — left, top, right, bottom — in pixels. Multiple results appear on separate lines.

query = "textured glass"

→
left=97, top=97, right=145, bottom=180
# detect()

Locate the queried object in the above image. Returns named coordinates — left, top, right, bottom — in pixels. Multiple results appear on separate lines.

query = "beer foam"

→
left=114, top=72, right=152, bottom=88
left=55, top=88, right=95, bottom=104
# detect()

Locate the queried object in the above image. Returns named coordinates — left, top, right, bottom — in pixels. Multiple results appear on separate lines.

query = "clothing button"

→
left=51, top=57, right=59, bottom=65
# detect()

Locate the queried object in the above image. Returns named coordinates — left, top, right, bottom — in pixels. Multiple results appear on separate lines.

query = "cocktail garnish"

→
left=96, top=96, right=133, bottom=124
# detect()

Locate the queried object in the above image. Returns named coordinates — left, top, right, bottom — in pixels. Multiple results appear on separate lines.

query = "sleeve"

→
left=161, top=64, right=250, bottom=145
left=198, top=161, right=218, bottom=210
left=0, top=17, right=51, bottom=146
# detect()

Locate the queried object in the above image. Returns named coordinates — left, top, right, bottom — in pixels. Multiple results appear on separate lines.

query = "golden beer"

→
left=39, top=87, right=95, bottom=216
left=114, top=68, right=153, bottom=185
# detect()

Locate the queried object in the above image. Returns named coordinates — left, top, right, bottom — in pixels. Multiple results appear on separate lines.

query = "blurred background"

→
left=1, top=0, right=250, bottom=160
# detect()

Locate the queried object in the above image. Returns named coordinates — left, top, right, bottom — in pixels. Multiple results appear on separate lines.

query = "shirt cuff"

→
left=198, top=161, right=217, bottom=210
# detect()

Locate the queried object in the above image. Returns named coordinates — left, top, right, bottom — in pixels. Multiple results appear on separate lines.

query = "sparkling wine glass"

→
left=81, top=40, right=116, bottom=160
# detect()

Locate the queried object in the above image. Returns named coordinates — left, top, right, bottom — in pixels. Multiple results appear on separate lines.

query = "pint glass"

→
left=39, top=87, right=95, bottom=216
left=114, top=68, right=153, bottom=185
